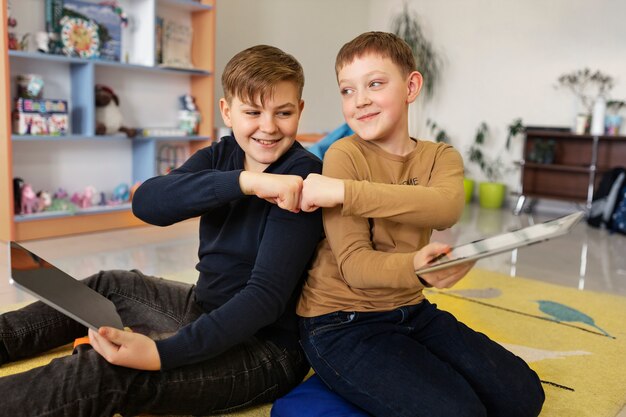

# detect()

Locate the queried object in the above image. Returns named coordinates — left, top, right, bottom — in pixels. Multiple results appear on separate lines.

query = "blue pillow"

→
left=307, top=123, right=354, bottom=160
left=271, top=374, right=370, bottom=417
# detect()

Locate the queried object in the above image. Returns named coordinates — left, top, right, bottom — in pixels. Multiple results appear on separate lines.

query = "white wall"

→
left=368, top=0, right=626, bottom=189
left=214, top=0, right=371, bottom=134
left=216, top=0, right=626, bottom=191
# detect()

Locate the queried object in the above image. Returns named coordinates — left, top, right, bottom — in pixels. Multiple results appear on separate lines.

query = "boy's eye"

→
left=340, top=88, right=354, bottom=96
left=277, top=111, right=293, bottom=117
left=244, top=111, right=260, bottom=116
left=370, top=81, right=383, bottom=88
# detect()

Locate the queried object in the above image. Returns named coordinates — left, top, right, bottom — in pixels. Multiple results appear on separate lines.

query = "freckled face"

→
left=220, top=81, right=304, bottom=172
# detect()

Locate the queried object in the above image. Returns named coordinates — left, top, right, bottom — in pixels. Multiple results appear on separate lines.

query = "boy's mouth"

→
left=357, top=112, right=379, bottom=122
left=252, top=137, right=282, bottom=146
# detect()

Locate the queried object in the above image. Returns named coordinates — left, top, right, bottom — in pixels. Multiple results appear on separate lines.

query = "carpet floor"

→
left=1, top=268, right=624, bottom=416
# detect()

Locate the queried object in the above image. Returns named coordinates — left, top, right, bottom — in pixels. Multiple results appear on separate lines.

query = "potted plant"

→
left=606, top=100, right=625, bottom=136
left=467, top=122, right=514, bottom=209
left=391, top=3, right=443, bottom=101
left=556, top=68, right=614, bottom=134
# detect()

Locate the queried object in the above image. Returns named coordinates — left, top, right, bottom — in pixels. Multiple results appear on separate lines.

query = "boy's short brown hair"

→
left=335, top=31, right=416, bottom=77
left=222, top=45, right=304, bottom=105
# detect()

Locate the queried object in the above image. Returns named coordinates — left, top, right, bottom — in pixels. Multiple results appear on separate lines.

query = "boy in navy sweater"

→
left=0, top=45, right=323, bottom=416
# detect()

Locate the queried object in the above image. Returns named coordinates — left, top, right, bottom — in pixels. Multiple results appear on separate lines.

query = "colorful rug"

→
left=425, top=269, right=626, bottom=417
left=1, top=268, right=625, bottom=416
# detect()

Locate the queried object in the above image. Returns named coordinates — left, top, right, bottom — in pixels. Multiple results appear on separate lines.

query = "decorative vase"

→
left=591, top=98, right=607, bottom=136
left=478, top=182, right=506, bottom=209
left=463, top=178, right=474, bottom=204
left=575, top=114, right=590, bottom=135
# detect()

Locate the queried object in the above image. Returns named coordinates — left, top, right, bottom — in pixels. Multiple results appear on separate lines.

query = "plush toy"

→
left=20, top=184, right=39, bottom=215
left=13, top=177, right=24, bottom=214
left=36, top=191, right=52, bottom=212
left=95, top=84, right=136, bottom=137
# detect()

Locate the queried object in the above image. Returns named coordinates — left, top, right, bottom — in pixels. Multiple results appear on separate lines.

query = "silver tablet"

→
left=415, top=211, right=585, bottom=275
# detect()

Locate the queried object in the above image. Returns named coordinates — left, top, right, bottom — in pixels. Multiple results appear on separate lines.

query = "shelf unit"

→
left=515, top=129, right=626, bottom=214
left=1, top=0, right=215, bottom=241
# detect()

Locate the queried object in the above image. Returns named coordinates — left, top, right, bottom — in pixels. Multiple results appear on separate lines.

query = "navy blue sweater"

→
left=132, top=137, right=323, bottom=370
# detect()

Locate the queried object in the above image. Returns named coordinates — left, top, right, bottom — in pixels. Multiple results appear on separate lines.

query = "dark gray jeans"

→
left=0, top=270, right=308, bottom=417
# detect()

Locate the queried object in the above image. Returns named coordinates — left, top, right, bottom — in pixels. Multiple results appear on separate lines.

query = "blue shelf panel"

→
left=9, top=51, right=211, bottom=77
left=158, top=0, right=214, bottom=11
left=12, top=135, right=210, bottom=142
left=15, top=203, right=132, bottom=222
left=134, top=135, right=211, bottom=142
left=12, top=135, right=131, bottom=141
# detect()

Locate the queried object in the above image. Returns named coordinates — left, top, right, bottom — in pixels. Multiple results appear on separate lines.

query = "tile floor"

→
left=2, top=203, right=626, bottom=305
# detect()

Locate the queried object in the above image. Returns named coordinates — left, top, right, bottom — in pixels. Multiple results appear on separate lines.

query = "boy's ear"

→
left=406, top=71, right=423, bottom=104
left=219, top=98, right=233, bottom=128
left=297, top=99, right=305, bottom=119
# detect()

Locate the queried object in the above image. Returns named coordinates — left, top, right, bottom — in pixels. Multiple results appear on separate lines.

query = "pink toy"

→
left=71, top=186, right=97, bottom=209
left=20, top=184, right=38, bottom=214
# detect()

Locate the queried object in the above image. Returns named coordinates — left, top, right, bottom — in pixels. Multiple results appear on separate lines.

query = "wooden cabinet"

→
left=516, top=129, right=626, bottom=213
left=1, top=0, right=215, bottom=241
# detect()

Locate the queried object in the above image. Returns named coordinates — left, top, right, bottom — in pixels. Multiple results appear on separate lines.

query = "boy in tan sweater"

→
left=289, top=32, right=545, bottom=417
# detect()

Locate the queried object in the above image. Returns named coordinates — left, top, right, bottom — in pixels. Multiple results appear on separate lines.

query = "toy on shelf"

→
left=20, top=184, right=39, bottom=215
left=70, top=185, right=98, bottom=209
left=109, top=183, right=130, bottom=205
left=47, top=188, right=77, bottom=213
left=129, top=181, right=141, bottom=200
left=7, top=0, right=29, bottom=51
left=13, top=177, right=24, bottom=214
left=178, top=94, right=201, bottom=135
left=17, top=74, right=44, bottom=99
left=36, top=191, right=52, bottom=212
left=95, top=85, right=136, bottom=137
left=13, top=98, right=69, bottom=136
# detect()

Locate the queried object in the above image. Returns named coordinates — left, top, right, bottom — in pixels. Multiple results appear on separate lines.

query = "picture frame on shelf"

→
left=61, top=0, right=123, bottom=61
left=160, top=19, right=194, bottom=69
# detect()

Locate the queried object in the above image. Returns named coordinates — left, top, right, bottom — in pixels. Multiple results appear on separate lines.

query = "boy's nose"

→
left=355, top=91, right=371, bottom=108
left=259, top=116, right=278, bottom=134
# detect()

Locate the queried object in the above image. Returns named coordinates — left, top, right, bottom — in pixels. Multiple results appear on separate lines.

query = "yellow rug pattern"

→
left=1, top=268, right=625, bottom=417
left=425, top=269, right=626, bottom=417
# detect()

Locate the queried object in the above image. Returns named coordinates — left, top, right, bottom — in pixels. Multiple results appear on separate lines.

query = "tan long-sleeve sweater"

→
left=297, top=135, right=465, bottom=317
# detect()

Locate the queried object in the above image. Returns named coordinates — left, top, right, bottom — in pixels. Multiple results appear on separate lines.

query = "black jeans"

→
left=301, top=300, right=545, bottom=417
left=0, top=270, right=309, bottom=417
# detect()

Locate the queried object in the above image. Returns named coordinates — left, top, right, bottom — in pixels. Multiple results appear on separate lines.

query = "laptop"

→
left=7, top=241, right=124, bottom=331
left=415, top=211, right=585, bottom=275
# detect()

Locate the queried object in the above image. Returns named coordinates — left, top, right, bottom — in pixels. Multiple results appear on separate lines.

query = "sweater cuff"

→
left=341, top=179, right=353, bottom=217
left=214, top=170, right=245, bottom=204
left=155, top=338, right=185, bottom=371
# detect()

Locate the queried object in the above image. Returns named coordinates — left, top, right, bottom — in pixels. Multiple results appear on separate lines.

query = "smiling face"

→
left=220, top=81, right=304, bottom=172
left=337, top=53, right=422, bottom=154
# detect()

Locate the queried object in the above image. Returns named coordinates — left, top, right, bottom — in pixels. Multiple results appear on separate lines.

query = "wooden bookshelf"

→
left=1, top=0, right=215, bottom=241
left=515, top=129, right=626, bottom=213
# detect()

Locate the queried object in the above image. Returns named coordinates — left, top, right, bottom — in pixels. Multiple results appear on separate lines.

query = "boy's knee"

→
left=492, top=376, right=545, bottom=417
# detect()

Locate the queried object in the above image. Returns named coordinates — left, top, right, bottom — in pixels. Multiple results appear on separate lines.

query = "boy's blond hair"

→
left=335, top=31, right=416, bottom=77
left=221, top=45, right=304, bottom=105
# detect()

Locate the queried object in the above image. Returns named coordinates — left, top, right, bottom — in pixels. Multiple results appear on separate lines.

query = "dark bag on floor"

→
left=610, top=185, right=626, bottom=234
left=587, top=167, right=626, bottom=228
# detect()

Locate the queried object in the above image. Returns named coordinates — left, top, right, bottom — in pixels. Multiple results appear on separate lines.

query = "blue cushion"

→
left=307, top=123, right=354, bottom=160
left=271, top=374, right=369, bottom=417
